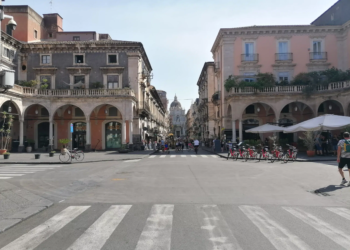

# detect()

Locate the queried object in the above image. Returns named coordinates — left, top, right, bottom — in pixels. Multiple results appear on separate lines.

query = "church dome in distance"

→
left=170, top=94, right=182, bottom=109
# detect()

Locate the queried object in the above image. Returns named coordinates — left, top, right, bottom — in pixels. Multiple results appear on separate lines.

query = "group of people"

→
left=314, top=133, right=345, bottom=156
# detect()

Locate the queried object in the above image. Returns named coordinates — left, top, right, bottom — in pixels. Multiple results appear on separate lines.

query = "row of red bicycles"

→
left=227, top=143, right=298, bottom=163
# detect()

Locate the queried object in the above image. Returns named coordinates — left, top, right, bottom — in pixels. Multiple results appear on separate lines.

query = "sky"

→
left=5, top=0, right=338, bottom=112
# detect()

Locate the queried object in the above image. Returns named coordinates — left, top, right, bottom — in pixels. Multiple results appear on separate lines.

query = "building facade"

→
left=0, top=5, right=167, bottom=152
left=207, top=0, right=350, bottom=142
left=169, top=95, right=186, bottom=138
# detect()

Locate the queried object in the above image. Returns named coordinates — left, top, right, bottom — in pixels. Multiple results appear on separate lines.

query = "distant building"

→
left=169, top=95, right=186, bottom=138
left=157, top=90, right=168, bottom=110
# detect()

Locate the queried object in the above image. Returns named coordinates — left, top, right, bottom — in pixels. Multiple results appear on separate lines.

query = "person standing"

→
left=337, top=132, right=350, bottom=185
left=332, top=135, right=339, bottom=156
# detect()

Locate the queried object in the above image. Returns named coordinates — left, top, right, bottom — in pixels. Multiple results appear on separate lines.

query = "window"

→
left=278, top=41, right=288, bottom=60
left=245, top=105, right=255, bottom=114
left=74, top=75, right=85, bottom=89
left=40, top=75, right=51, bottom=88
left=107, top=75, right=119, bottom=89
left=109, top=107, right=118, bottom=116
left=41, top=55, right=51, bottom=64
left=278, top=72, right=289, bottom=83
left=312, top=41, right=322, bottom=59
left=73, top=36, right=80, bottom=41
left=75, top=55, right=84, bottom=64
left=244, top=42, right=254, bottom=61
left=75, top=108, right=84, bottom=117
left=108, top=54, right=117, bottom=64
left=48, top=33, right=53, bottom=38
left=34, top=30, right=38, bottom=39
left=244, top=72, right=255, bottom=82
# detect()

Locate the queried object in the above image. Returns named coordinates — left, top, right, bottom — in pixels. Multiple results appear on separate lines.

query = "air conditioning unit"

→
left=0, top=69, right=15, bottom=89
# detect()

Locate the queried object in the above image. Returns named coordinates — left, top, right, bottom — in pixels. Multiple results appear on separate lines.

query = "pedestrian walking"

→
left=337, top=132, right=350, bottom=185
left=321, top=135, right=328, bottom=156
left=315, top=134, right=322, bottom=155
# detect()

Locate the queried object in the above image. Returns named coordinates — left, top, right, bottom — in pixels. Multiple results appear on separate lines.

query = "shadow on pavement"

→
left=313, top=185, right=348, bottom=193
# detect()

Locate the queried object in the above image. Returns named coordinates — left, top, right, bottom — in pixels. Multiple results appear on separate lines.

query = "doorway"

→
left=72, top=122, right=86, bottom=149
left=105, top=122, right=122, bottom=149
left=38, top=122, right=54, bottom=150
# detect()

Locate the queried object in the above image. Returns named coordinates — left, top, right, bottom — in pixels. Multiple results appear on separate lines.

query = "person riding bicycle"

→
left=194, top=139, right=199, bottom=154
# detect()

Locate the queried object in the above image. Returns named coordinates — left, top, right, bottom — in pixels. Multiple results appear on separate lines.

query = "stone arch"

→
left=0, top=98, right=23, bottom=119
left=51, top=103, right=87, bottom=120
left=23, top=103, right=51, bottom=118
left=278, top=101, right=314, bottom=124
left=88, top=103, right=125, bottom=120
left=317, top=100, right=344, bottom=116
left=241, top=102, right=277, bottom=123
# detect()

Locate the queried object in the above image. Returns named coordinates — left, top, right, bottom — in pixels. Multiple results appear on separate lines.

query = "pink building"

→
left=207, top=0, right=350, bottom=142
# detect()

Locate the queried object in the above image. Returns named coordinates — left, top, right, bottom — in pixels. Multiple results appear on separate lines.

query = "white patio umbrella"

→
left=283, top=114, right=350, bottom=133
left=245, top=124, right=284, bottom=133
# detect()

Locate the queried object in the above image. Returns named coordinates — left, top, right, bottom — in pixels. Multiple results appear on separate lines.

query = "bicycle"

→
left=283, top=144, right=298, bottom=163
left=227, top=144, right=237, bottom=160
left=258, top=144, right=270, bottom=162
left=244, top=144, right=258, bottom=161
left=235, top=143, right=247, bottom=160
left=59, top=147, right=84, bottom=163
left=270, top=144, right=283, bottom=163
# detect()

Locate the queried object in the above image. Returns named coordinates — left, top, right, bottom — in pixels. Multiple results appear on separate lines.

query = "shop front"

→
left=105, top=121, right=122, bottom=149
left=72, top=122, right=86, bottom=149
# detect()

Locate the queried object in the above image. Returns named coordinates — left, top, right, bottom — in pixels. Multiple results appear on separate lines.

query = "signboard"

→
left=70, top=123, right=73, bottom=133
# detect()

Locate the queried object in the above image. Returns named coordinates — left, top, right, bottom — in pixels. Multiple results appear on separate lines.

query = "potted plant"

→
left=49, top=151, right=55, bottom=157
left=59, top=138, right=70, bottom=148
left=300, top=131, right=316, bottom=157
left=0, top=111, right=13, bottom=155
left=3, top=152, right=10, bottom=159
left=35, top=153, right=40, bottom=159
left=118, top=144, right=129, bottom=153
left=26, top=139, right=35, bottom=153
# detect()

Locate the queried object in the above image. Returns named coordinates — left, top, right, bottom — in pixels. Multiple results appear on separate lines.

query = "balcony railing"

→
left=275, top=53, right=293, bottom=62
left=241, top=54, right=259, bottom=62
left=10, top=85, right=135, bottom=98
left=309, top=52, right=327, bottom=61
left=227, top=80, right=350, bottom=95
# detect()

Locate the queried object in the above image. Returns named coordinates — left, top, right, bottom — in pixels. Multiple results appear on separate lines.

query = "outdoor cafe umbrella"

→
left=283, top=114, right=350, bottom=133
left=245, top=123, right=284, bottom=133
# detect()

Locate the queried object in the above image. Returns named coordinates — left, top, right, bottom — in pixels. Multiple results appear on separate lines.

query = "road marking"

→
left=135, top=204, right=174, bottom=250
left=327, top=207, right=350, bottom=220
left=211, top=155, right=218, bottom=158
left=284, top=207, right=350, bottom=249
left=191, top=155, right=197, bottom=158
left=67, top=205, right=131, bottom=250
left=0, top=206, right=90, bottom=250
left=124, top=160, right=140, bottom=163
left=198, top=205, right=242, bottom=250
left=181, top=155, right=186, bottom=158
left=149, top=155, right=156, bottom=158
left=201, top=155, right=208, bottom=158
left=240, top=206, right=311, bottom=250
left=0, top=174, right=24, bottom=176
left=0, top=177, right=12, bottom=179
left=160, top=155, right=166, bottom=158
left=58, top=200, right=65, bottom=203
left=170, top=155, right=176, bottom=158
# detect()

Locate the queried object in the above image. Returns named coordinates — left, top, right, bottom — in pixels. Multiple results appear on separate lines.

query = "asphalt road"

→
left=0, top=148, right=349, bottom=250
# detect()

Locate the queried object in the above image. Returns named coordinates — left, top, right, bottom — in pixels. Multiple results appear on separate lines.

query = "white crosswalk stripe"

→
left=191, top=155, right=197, bottom=157
left=240, top=206, right=312, bottom=250
left=201, top=155, right=208, bottom=158
left=181, top=155, right=186, bottom=158
left=146, top=155, right=217, bottom=159
left=198, top=205, right=242, bottom=250
left=0, top=206, right=89, bottom=250
left=149, top=155, right=156, bottom=158
left=135, top=204, right=174, bottom=250
left=170, top=155, right=176, bottom=158
left=67, top=205, right=131, bottom=250
left=284, top=207, right=350, bottom=249
left=0, top=165, right=63, bottom=180
left=3, top=204, right=350, bottom=250
left=160, top=155, right=166, bottom=158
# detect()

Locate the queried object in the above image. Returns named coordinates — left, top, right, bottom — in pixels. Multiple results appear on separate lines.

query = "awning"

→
left=245, top=124, right=284, bottom=133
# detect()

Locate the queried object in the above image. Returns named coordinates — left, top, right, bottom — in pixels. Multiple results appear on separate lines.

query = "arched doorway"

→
left=0, top=101, right=20, bottom=151
left=105, top=121, right=122, bottom=149
left=72, top=122, right=86, bottom=149
left=37, top=122, right=55, bottom=150
left=318, top=100, right=344, bottom=116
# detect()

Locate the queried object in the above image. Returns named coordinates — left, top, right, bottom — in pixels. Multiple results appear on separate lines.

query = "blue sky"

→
left=6, top=0, right=337, bottom=111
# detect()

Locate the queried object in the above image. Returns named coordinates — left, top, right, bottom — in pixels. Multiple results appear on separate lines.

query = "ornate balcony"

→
left=309, top=52, right=327, bottom=61
left=241, top=54, right=259, bottom=62
left=10, top=85, right=136, bottom=98
left=275, top=53, right=293, bottom=62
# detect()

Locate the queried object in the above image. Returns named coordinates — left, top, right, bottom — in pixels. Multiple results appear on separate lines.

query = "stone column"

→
left=232, top=120, right=236, bottom=143
left=48, top=119, right=54, bottom=151
left=122, top=120, right=126, bottom=144
left=239, top=119, right=243, bottom=142
left=18, top=118, right=24, bottom=152
left=85, top=116, right=91, bottom=151
left=129, top=120, right=133, bottom=151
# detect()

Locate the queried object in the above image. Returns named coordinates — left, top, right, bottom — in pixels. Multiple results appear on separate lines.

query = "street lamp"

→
left=294, top=107, right=297, bottom=111
left=257, top=107, right=260, bottom=112
left=8, top=106, right=11, bottom=113
left=35, top=109, right=38, bottom=115
left=329, top=104, right=332, bottom=110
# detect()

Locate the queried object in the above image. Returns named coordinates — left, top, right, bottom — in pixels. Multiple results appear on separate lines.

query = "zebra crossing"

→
left=0, top=165, right=63, bottom=180
left=148, top=155, right=218, bottom=159
left=1, top=204, right=350, bottom=250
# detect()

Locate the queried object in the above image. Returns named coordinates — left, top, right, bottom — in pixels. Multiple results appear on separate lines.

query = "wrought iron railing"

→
left=241, top=53, right=259, bottom=62
left=309, top=52, right=327, bottom=61
left=275, top=53, right=293, bottom=61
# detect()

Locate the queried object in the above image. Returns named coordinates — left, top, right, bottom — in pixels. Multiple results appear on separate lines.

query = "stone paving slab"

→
left=0, top=149, right=158, bottom=164
left=0, top=181, right=53, bottom=233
